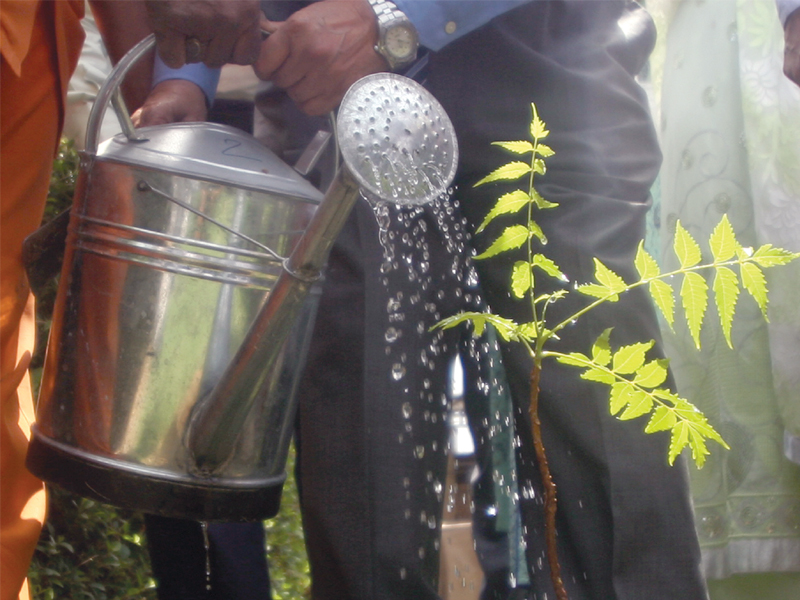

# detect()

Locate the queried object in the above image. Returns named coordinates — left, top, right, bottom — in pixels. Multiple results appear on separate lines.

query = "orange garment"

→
left=1, top=1, right=85, bottom=599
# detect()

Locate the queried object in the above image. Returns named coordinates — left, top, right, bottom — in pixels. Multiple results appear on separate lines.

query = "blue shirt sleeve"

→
left=394, top=0, right=533, bottom=51
left=777, top=0, right=800, bottom=25
left=151, top=54, right=221, bottom=108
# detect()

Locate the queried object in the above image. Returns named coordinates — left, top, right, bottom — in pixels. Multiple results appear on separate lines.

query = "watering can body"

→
left=26, top=35, right=459, bottom=522
left=27, top=97, right=323, bottom=522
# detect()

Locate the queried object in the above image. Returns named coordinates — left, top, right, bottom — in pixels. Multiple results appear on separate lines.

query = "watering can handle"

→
left=85, top=34, right=156, bottom=154
left=86, top=33, right=335, bottom=174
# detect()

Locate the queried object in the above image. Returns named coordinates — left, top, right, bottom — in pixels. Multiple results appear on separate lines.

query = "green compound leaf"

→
left=475, top=190, right=531, bottom=233
left=529, top=220, right=547, bottom=244
left=709, top=214, right=737, bottom=262
left=533, top=158, right=546, bottom=175
left=511, top=261, right=532, bottom=299
left=612, top=341, right=654, bottom=375
left=433, top=311, right=519, bottom=341
left=741, top=261, right=768, bottom=318
left=492, top=140, right=534, bottom=155
left=666, top=400, right=729, bottom=466
left=632, top=359, right=669, bottom=389
left=652, top=388, right=682, bottom=404
left=634, top=241, right=660, bottom=280
left=535, top=143, right=555, bottom=158
left=687, top=428, right=712, bottom=468
left=594, top=259, right=627, bottom=295
left=580, top=366, right=616, bottom=385
left=531, top=188, right=558, bottom=209
left=713, top=266, right=740, bottom=348
left=474, top=224, right=529, bottom=260
left=555, top=352, right=590, bottom=368
left=750, top=244, right=800, bottom=267
left=532, top=254, right=564, bottom=280
left=517, top=322, right=538, bottom=341
left=474, top=162, right=532, bottom=187
left=530, top=103, right=550, bottom=139
left=577, top=259, right=626, bottom=301
left=674, top=220, right=702, bottom=268
left=609, top=381, right=643, bottom=416
left=591, top=328, right=613, bottom=367
left=680, top=271, right=708, bottom=348
left=674, top=402, right=729, bottom=448
left=669, top=421, right=717, bottom=468
left=669, top=422, right=692, bottom=466
left=644, top=405, right=677, bottom=433
left=649, top=279, right=676, bottom=329
left=619, top=389, right=653, bottom=421
left=578, top=283, right=618, bottom=301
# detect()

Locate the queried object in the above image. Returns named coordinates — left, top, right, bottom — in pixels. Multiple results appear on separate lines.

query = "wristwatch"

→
left=367, top=0, right=419, bottom=72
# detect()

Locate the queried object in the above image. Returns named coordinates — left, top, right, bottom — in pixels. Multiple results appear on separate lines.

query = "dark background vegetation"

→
left=27, top=140, right=310, bottom=600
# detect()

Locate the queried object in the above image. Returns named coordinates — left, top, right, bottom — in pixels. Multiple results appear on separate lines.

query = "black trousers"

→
left=145, top=515, right=272, bottom=600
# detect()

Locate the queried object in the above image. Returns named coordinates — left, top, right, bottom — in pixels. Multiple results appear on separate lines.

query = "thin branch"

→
left=529, top=364, right=569, bottom=600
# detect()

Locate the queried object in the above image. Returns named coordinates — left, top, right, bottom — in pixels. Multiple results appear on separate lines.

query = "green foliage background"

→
left=28, top=140, right=310, bottom=599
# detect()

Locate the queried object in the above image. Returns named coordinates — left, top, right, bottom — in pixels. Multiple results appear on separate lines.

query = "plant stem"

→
left=529, top=363, right=569, bottom=600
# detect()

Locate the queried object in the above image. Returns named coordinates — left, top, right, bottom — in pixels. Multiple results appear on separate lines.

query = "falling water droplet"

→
left=200, top=521, right=212, bottom=591
left=391, top=363, right=407, bottom=381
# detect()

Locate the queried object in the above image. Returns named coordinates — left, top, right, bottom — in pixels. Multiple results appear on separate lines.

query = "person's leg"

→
left=144, top=515, right=272, bottom=600
left=208, top=522, right=271, bottom=600
left=1, top=7, right=62, bottom=598
left=145, top=515, right=211, bottom=600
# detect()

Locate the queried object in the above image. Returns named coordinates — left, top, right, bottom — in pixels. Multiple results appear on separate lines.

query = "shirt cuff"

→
left=152, top=54, right=221, bottom=107
left=394, top=0, right=531, bottom=51
left=778, top=0, right=800, bottom=26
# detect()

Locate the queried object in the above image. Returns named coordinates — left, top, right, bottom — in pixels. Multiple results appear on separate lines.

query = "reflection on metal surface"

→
left=439, top=396, right=484, bottom=600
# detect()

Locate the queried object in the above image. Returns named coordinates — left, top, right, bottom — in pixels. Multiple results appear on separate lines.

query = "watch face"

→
left=385, top=25, right=416, bottom=60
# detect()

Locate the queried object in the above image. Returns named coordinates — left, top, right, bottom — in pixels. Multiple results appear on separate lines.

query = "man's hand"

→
left=253, top=0, right=388, bottom=116
left=131, top=79, right=208, bottom=127
left=145, top=0, right=263, bottom=68
left=785, top=8, right=800, bottom=87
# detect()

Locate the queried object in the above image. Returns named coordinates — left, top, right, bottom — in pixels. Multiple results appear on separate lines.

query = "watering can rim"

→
left=93, top=120, right=324, bottom=205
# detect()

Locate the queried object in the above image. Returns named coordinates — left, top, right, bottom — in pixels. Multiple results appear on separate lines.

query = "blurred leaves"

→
left=29, top=487, right=157, bottom=600
left=264, top=449, right=311, bottom=600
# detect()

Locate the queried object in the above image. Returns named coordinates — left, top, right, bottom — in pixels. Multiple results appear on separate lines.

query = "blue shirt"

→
left=152, top=1, right=533, bottom=101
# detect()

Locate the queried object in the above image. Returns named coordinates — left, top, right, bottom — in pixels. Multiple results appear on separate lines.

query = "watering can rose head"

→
left=337, top=73, right=458, bottom=207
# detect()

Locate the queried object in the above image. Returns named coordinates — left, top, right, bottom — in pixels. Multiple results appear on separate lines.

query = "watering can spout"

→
left=186, top=167, right=362, bottom=473
left=187, top=73, right=459, bottom=472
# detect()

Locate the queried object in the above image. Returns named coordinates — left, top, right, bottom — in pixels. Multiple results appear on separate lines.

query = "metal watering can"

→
left=26, top=36, right=458, bottom=521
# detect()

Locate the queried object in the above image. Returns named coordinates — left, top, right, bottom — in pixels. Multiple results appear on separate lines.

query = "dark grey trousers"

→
left=295, top=2, right=707, bottom=599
